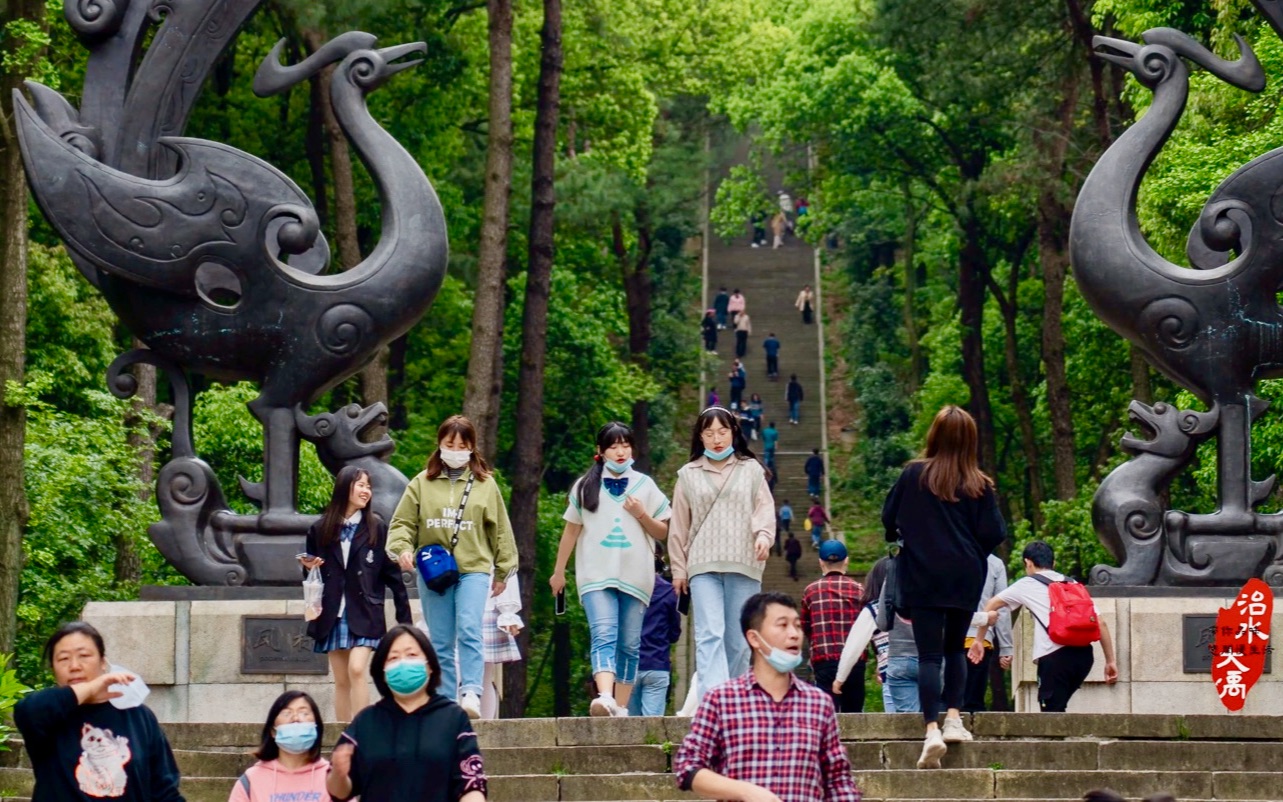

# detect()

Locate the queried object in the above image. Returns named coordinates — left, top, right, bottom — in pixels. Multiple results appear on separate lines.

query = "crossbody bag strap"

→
left=1026, top=572, right=1055, bottom=632
left=449, top=475, right=475, bottom=552
left=686, top=461, right=741, bottom=548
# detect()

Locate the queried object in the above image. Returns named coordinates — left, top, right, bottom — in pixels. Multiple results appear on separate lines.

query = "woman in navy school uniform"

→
left=299, top=465, right=412, bottom=722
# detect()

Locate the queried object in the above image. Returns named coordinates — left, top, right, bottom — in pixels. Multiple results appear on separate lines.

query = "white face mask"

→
left=440, top=448, right=472, bottom=469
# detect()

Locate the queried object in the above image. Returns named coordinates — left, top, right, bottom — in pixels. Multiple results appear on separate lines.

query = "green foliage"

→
left=523, top=492, right=594, bottom=717
left=1027, top=494, right=1115, bottom=581
left=194, top=383, right=334, bottom=515
left=2, top=0, right=59, bottom=88
left=711, top=164, right=773, bottom=239
left=0, top=655, right=30, bottom=745
left=12, top=373, right=176, bottom=685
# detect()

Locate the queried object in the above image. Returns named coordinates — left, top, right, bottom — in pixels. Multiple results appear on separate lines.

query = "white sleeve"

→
left=996, top=577, right=1032, bottom=611
left=835, top=607, right=876, bottom=684
left=496, top=573, right=522, bottom=613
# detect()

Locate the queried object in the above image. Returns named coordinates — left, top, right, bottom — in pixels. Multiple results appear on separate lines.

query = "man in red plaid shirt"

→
left=674, top=592, right=861, bottom=802
left=802, top=540, right=865, bottom=712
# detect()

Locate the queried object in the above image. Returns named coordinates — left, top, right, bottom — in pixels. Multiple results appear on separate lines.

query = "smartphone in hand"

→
left=677, top=591, right=691, bottom=616
left=555, top=591, right=566, bottom=616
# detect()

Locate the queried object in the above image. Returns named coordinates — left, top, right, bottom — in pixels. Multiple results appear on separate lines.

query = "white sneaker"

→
left=608, top=699, right=630, bottom=717
left=460, top=691, right=482, bottom=720
left=590, top=694, right=613, bottom=717
left=917, top=728, right=946, bottom=769
left=941, top=716, right=972, bottom=743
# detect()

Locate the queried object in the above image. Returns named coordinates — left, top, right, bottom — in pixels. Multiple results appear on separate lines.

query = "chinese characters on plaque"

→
left=242, top=616, right=329, bottom=675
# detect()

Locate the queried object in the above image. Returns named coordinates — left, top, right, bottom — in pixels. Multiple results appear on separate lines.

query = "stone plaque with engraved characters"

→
left=1183, top=614, right=1273, bottom=674
left=242, top=615, right=328, bottom=674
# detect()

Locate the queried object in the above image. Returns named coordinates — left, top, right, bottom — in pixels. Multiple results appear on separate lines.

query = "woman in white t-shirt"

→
left=550, top=422, right=672, bottom=716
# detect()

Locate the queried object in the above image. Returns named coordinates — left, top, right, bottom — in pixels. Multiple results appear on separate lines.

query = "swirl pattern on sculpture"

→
left=316, top=304, right=374, bottom=357
left=64, top=0, right=128, bottom=39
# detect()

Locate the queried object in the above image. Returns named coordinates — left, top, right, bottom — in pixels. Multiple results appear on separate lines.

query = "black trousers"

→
left=963, top=644, right=994, bottom=712
left=766, top=354, right=779, bottom=376
left=1036, top=645, right=1094, bottom=712
left=812, top=659, right=865, bottom=713
left=735, top=330, right=748, bottom=357
left=909, top=606, right=971, bottom=723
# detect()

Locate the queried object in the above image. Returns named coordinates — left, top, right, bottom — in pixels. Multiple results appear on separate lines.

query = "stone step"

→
left=13, top=714, right=1283, bottom=801
left=160, top=737, right=1283, bottom=776
left=13, top=713, right=1283, bottom=752
left=4, top=762, right=1280, bottom=801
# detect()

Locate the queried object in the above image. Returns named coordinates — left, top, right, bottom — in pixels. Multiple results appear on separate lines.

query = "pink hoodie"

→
left=227, top=758, right=331, bottom=802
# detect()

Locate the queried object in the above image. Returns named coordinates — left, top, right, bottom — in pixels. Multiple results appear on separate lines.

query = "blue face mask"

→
left=604, top=458, right=634, bottom=474
left=704, top=446, right=735, bottom=461
left=754, top=633, right=803, bottom=674
left=384, top=658, right=429, bottom=696
left=274, top=722, right=317, bottom=754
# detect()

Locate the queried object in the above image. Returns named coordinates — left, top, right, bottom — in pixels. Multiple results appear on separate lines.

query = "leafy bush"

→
left=193, top=382, right=334, bottom=515
left=13, top=373, right=174, bottom=685
left=0, top=654, right=30, bottom=745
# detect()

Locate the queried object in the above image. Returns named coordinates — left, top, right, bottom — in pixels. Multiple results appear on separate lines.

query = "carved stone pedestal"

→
left=83, top=587, right=422, bottom=723
left=1009, top=588, right=1283, bottom=714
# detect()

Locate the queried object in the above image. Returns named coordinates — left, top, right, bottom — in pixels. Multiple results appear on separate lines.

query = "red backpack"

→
left=1031, top=574, right=1101, bottom=647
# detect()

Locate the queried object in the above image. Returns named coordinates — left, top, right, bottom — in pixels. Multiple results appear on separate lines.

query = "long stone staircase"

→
left=3, top=714, right=1278, bottom=801
left=704, top=227, right=826, bottom=597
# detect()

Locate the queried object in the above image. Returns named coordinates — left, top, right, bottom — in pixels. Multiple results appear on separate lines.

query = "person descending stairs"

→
left=703, top=200, right=828, bottom=597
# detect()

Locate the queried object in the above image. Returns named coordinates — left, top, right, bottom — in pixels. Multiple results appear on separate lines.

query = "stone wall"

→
left=1009, top=595, right=1283, bottom=713
left=84, top=598, right=422, bottom=722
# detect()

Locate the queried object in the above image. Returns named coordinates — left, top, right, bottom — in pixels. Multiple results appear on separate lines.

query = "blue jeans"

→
left=691, top=571, right=760, bottom=699
left=885, top=655, right=941, bottom=713
left=418, top=571, right=489, bottom=701
left=581, top=588, right=645, bottom=685
left=882, top=682, right=896, bottom=712
left=807, top=477, right=821, bottom=496
left=627, top=669, right=671, bottom=716
left=811, top=524, right=824, bottom=548
left=789, top=400, right=801, bottom=422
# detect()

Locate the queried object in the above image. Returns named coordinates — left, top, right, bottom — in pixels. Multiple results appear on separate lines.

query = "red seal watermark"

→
left=1212, top=578, right=1272, bottom=711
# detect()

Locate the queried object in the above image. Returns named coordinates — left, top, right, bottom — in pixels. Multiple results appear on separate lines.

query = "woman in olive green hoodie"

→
left=389, top=415, right=518, bottom=720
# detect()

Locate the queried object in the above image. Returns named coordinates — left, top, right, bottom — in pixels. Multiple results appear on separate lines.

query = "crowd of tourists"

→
left=17, top=404, right=1125, bottom=802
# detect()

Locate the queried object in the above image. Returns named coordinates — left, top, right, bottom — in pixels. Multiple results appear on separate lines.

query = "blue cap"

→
left=818, top=540, right=847, bottom=562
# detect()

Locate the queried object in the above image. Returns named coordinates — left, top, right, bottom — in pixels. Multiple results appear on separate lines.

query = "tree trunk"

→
left=1037, top=63, right=1082, bottom=502
left=958, top=228, right=997, bottom=474
left=299, top=28, right=387, bottom=412
left=503, top=0, right=561, bottom=718
left=0, top=0, right=46, bottom=652
left=992, top=258, right=1044, bottom=527
left=300, top=29, right=360, bottom=271
left=901, top=178, right=923, bottom=389
left=1064, top=0, right=1111, bottom=149
left=1131, top=346, right=1153, bottom=404
left=119, top=355, right=153, bottom=585
left=306, top=55, right=330, bottom=228
left=616, top=212, right=654, bottom=469
left=387, top=335, right=410, bottom=431
left=1041, top=213, right=1076, bottom=500
left=462, top=0, right=516, bottom=462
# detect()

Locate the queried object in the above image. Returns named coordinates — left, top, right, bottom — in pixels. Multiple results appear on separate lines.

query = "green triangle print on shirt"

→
left=601, top=517, right=631, bottom=549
